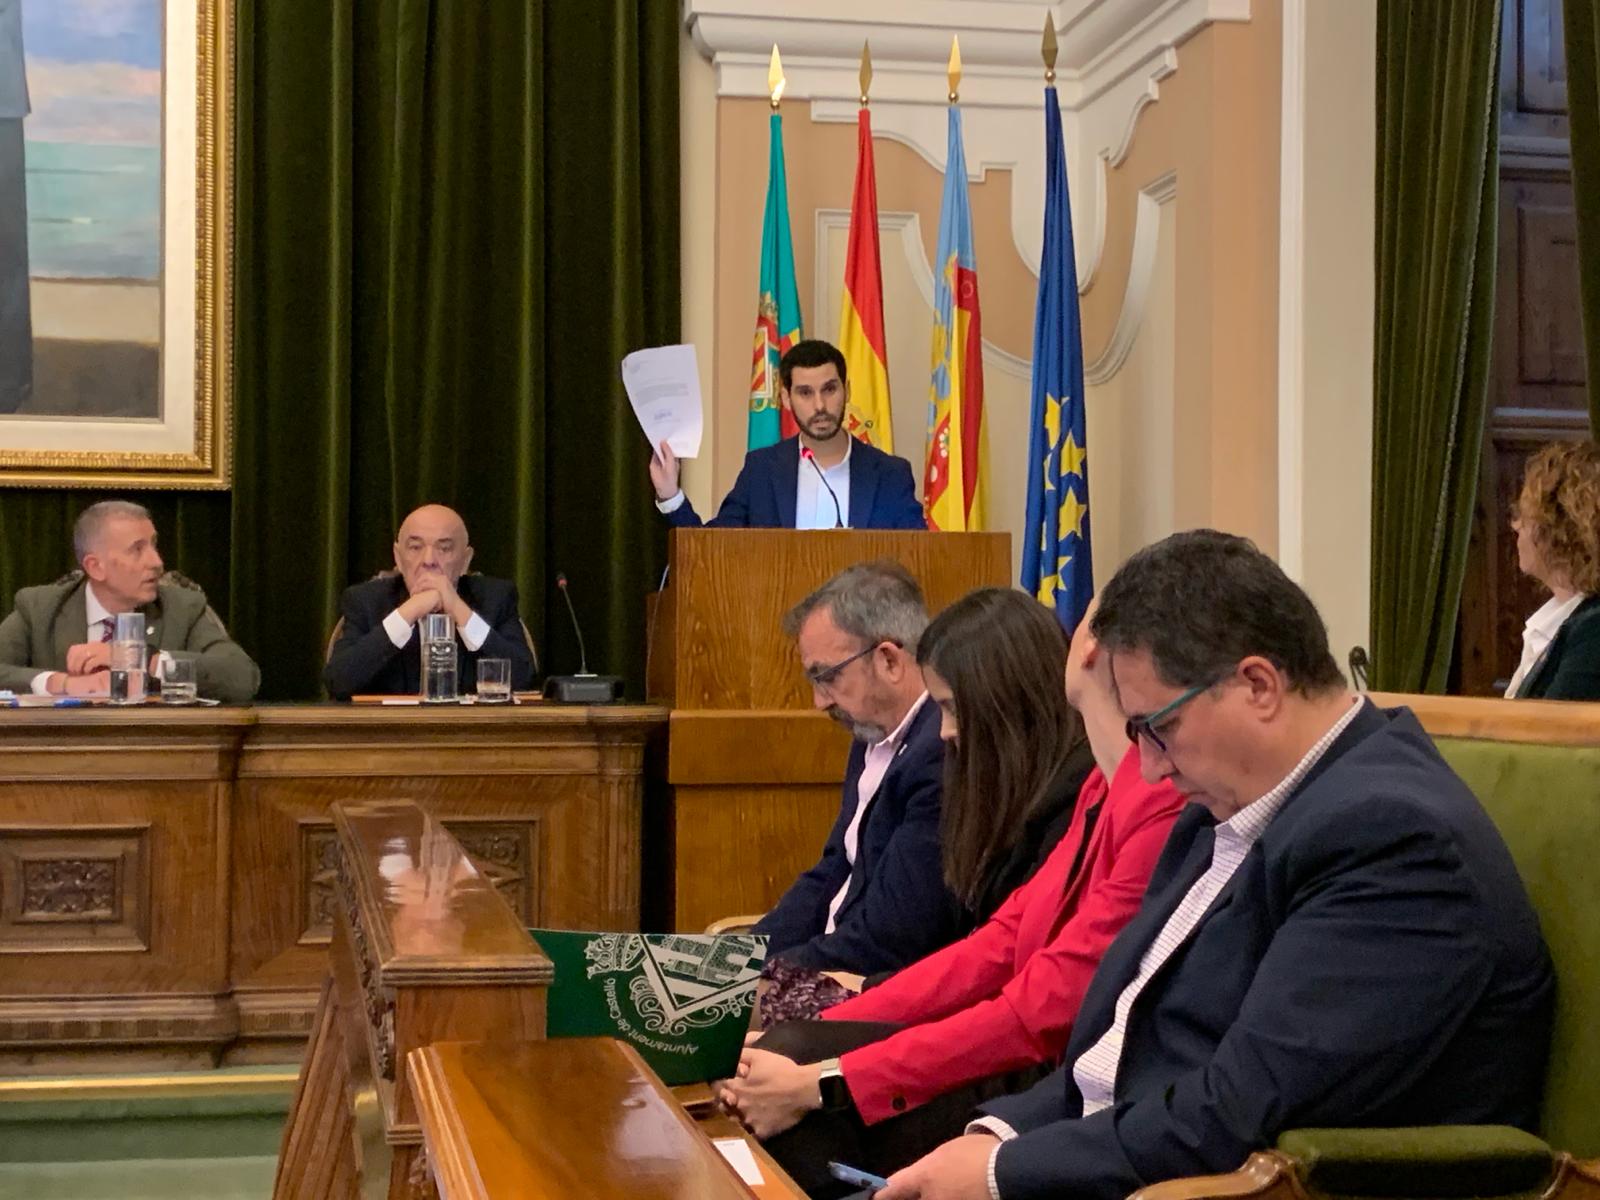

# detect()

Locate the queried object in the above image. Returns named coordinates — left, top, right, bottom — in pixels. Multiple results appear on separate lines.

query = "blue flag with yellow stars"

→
left=1021, top=86, right=1092, bottom=634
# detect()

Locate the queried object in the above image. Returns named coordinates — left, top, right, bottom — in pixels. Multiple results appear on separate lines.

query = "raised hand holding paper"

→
left=623, top=344, right=703, bottom=458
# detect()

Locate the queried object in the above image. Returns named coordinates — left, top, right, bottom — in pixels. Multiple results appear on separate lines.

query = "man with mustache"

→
left=650, top=340, right=926, bottom=530
left=754, top=561, right=953, bottom=975
left=0, top=500, right=260, bottom=702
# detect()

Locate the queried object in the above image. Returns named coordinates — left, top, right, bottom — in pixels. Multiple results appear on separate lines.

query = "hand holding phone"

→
left=828, top=1160, right=890, bottom=1193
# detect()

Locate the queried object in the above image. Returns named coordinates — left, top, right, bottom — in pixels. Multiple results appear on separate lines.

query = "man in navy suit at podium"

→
left=649, top=339, right=927, bottom=530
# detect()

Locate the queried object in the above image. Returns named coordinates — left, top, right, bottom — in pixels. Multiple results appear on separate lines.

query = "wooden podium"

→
left=646, top=529, right=1010, bottom=932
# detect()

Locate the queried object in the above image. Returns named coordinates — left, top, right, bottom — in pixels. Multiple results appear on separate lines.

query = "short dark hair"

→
left=1091, top=530, right=1345, bottom=696
left=779, top=339, right=847, bottom=392
left=782, top=560, right=927, bottom=648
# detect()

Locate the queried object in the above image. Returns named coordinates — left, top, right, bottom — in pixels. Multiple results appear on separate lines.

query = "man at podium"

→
left=649, top=340, right=926, bottom=530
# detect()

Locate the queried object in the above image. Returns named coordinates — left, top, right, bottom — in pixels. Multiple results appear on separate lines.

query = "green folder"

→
left=530, top=928, right=767, bottom=1085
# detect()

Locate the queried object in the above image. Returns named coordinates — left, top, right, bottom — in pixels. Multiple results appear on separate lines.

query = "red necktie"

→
left=98, top=619, right=114, bottom=643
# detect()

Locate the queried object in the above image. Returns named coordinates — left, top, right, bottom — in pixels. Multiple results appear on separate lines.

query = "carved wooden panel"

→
left=0, top=826, right=149, bottom=951
left=440, top=819, right=540, bottom=927
left=1517, top=0, right=1568, bottom=115
left=1517, top=202, right=1587, bottom=388
left=298, top=818, right=540, bottom=946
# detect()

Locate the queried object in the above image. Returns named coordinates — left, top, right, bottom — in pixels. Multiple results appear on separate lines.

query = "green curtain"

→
left=1370, top=0, right=1502, bottom=693
left=1564, top=0, right=1600, bottom=435
left=1, top=0, right=678, bottom=700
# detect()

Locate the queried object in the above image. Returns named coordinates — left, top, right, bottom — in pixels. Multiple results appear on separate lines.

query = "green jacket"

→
left=0, top=573, right=260, bottom=703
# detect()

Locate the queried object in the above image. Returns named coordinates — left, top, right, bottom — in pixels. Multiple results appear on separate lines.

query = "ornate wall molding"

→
left=686, top=0, right=1249, bottom=289
left=1085, top=169, right=1177, bottom=385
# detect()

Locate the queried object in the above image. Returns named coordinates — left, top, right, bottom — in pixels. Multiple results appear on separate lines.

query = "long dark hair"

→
left=916, top=588, right=1085, bottom=910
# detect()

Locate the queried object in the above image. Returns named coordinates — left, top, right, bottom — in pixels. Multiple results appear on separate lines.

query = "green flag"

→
left=748, top=112, right=804, bottom=449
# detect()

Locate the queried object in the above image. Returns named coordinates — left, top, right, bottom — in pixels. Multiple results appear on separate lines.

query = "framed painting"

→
left=0, top=0, right=232, bottom=489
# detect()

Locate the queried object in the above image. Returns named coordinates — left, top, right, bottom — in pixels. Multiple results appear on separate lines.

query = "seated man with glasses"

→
left=878, top=530, right=1554, bottom=1200
left=754, top=561, right=952, bottom=979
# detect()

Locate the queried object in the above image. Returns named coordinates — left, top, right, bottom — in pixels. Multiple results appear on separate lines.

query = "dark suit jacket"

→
left=323, top=574, right=536, bottom=700
left=1515, top=594, right=1600, bottom=700
left=755, top=699, right=955, bottom=974
left=666, top=436, right=926, bottom=530
left=980, top=702, right=1555, bottom=1200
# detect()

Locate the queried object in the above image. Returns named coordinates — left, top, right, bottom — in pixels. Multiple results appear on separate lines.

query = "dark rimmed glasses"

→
left=804, top=641, right=894, bottom=693
left=1125, top=676, right=1224, bottom=754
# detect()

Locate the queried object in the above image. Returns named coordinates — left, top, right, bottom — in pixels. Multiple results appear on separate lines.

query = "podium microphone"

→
left=542, top=571, right=623, bottom=703
left=800, top=445, right=845, bottom=528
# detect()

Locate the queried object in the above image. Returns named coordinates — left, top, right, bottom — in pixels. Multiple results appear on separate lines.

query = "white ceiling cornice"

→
left=684, top=0, right=1250, bottom=109
left=683, top=0, right=1250, bottom=293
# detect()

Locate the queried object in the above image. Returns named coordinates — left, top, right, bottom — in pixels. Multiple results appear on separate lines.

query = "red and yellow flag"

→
left=923, top=105, right=986, bottom=531
left=838, top=109, right=893, bottom=451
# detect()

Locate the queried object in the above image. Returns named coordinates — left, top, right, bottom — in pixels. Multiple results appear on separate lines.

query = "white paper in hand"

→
left=622, top=344, right=703, bottom=458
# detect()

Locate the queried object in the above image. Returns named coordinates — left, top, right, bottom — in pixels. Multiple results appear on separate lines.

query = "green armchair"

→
left=1131, top=694, right=1600, bottom=1200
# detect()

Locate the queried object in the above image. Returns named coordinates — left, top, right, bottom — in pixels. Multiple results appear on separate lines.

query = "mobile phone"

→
left=827, top=1161, right=890, bottom=1192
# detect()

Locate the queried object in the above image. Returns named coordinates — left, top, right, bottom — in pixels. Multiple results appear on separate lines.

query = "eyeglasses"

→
left=804, top=642, right=889, bottom=692
left=1124, top=676, right=1225, bottom=755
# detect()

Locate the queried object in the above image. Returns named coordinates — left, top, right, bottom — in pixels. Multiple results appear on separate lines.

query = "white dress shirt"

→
left=655, top=439, right=853, bottom=528
left=823, top=691, right=928, bottom=933
left=1505, top=593, right=1588, bottom=697
left=971, top=695, right=1367, bottom=1200
left=382, top=605, right=491, bottom=653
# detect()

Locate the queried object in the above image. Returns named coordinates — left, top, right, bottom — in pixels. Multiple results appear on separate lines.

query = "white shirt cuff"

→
left=460, top=612, right=490, bottom=652
left=30, top=670, right=54, bottom=696
left=383, top=609, right=414, bottom=648
left=965, top=1116, right=1017, bottom=1141
left=655, top=489, right=686, bottom=514
left=986, top=1141, right=1003, bottom=1200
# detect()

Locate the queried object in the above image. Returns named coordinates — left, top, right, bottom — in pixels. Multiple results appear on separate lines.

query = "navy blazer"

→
left=665, top=436, right=926, bottom=530
left=324, top=574, right=536, bottom=700
left=755, top=699, right=956, bottom=974
left=980, top=702, right=1554, bottom=1200
left=1516, top=595, right=1600, bottom=700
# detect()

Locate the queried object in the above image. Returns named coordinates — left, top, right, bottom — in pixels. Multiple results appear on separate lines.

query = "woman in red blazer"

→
left=720, top=599, right=1185, bottom=1194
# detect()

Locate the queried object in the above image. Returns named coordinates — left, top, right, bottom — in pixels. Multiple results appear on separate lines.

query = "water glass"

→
left=108, top=612, right=147, bottom=705
left=159, top=656, right=198, bottom=704
left=476, top=657, right=512, bottom=703
left=420, top=612, right=458, bottom=703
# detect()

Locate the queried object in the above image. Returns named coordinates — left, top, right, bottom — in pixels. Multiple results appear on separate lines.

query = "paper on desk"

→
left=712, top=1138, right=765, bottom=1186
left=622, top=344, right=702, bottom=458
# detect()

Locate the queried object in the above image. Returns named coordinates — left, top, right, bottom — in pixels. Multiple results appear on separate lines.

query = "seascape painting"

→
left=0, top=0, right=232, bottom=489
left=7, top=0, right=162, bottom=419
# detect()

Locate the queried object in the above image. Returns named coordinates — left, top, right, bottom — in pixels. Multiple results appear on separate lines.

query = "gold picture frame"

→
left=0, top=0, right=233, bottom=489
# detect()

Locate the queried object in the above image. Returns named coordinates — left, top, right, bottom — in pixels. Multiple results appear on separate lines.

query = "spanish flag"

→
left=922, top=106, right=986, bottom=531
left=838, top=109, right=893, bottom=451
left=748, top=112, right=804, bottom=449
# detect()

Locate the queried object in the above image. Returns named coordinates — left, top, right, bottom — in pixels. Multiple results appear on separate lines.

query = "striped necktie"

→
left=97, top=618, right=114, bottom=643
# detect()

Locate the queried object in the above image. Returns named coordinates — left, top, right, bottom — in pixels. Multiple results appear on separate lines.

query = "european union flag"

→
left=1021, top=86, right=1092, bottom=634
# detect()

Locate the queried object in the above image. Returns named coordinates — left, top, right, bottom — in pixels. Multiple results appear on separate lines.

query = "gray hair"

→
left=73, top=500, right=152, bottom=564
left=783, top=560, right=929, bottom=649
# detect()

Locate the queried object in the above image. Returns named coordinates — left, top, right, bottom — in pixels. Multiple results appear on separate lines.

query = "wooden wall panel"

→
left=1457, top=0, right=1590, bottom=695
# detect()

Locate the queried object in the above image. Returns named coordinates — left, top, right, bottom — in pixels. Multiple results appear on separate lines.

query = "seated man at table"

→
left=878, top=530, right=1555, bottom=1200
left=755, top=561, right=953, bottom=978
left=649, top=339, right=926, bottom=530
left=324, top=503, right=535, bottom=699
left=0, top=499, right=260, bottom=702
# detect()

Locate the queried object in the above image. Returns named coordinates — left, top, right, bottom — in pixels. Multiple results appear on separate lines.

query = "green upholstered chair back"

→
left=1413, top=699, right=1600, bottom=1159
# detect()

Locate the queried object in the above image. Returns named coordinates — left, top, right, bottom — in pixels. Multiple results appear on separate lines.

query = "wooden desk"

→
left=274, top=801, right=551, bottom=1200
left=409, top=1038, right=807, bottom=1200
left=0, top=703, right=664, bottom=1071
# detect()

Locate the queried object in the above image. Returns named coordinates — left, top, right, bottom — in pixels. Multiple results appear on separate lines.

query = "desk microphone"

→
left=800, top=445, right=845, bottom=528
left=542, top=571, right=623, bottom=703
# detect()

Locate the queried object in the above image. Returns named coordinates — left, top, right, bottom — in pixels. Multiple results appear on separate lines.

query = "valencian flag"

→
left=749, top=111, right=804, bottom=449
left=1021, top=86, right=1093, bottom=632
left=838, top=107, right=893, bottom=451
left=923, top=104, right=986, bottom=531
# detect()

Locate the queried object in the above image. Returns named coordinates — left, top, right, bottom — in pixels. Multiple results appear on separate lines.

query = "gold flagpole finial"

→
left=859, top=41, right=873, bottom=106
left=947, top=35, right=962, bottom=103
left=1042, top=14, right=1058, bottom=83
left=768, top=45, right=786, bottom=108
